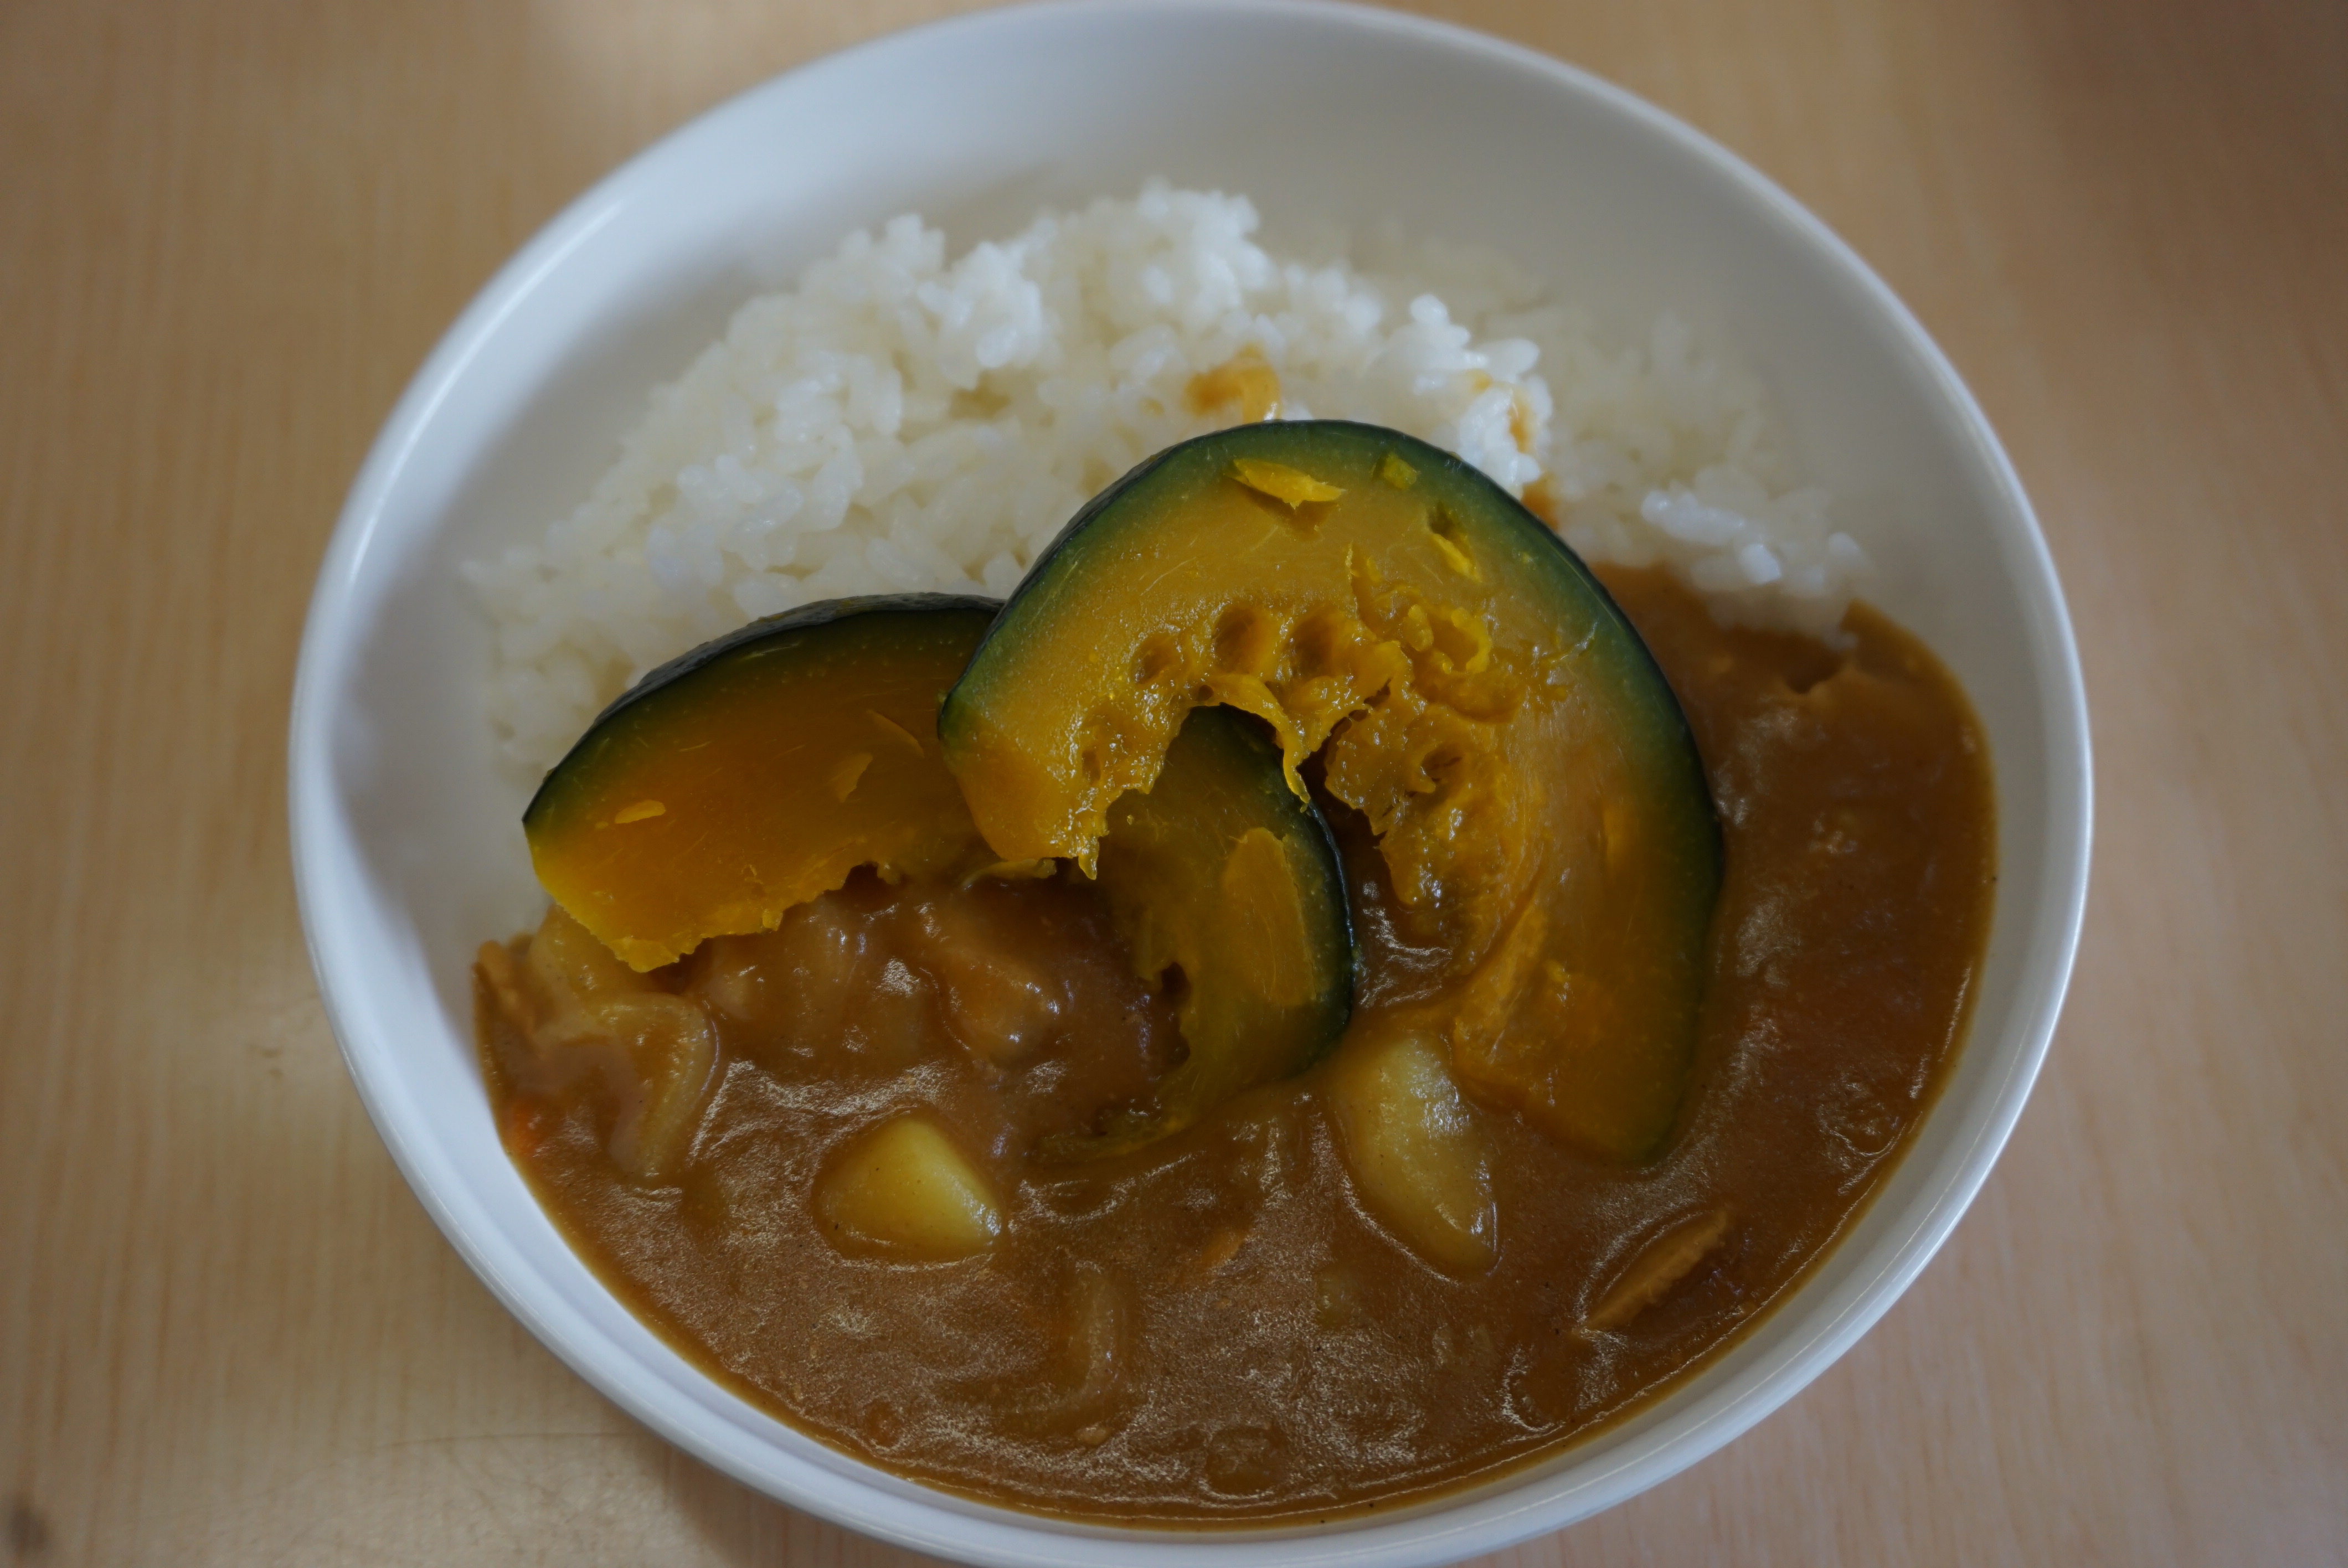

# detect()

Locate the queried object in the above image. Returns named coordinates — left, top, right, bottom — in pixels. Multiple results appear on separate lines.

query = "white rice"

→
left=464, top=182, right=1866, bottom=773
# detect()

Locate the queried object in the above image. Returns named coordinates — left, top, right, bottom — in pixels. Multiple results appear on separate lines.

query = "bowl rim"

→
left=288, top=1, right=2092, bottom=1561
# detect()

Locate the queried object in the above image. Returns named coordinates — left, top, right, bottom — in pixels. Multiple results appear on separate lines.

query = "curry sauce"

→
left=475, top=567, right=1994, bottom=1521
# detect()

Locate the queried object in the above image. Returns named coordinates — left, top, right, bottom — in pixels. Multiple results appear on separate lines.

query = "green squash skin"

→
left=937, top=421, right=1721, bottom=1162
left=939, top=420, right=1718, bottom=897
left=524, top=591, right=1000, bottom=839
left=521, top=597, right=1358, bottom=1130
left=522, top=594, right=1002, bottom=969
left=1069, top=704, right=1356, bottom=1158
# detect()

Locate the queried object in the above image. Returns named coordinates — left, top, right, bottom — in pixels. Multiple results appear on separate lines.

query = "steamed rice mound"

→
left=465, top=183, right=1866, bottom=773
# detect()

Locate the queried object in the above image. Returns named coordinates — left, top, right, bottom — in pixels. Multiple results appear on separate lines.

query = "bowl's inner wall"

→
left=306, top=4, right=2076, bottom=1557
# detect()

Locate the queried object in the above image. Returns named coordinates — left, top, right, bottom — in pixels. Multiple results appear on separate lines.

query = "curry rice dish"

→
left=472, top=421, right=1993, bottom=1521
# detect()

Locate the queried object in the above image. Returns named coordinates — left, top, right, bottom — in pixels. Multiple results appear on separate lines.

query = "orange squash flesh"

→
left=524, top=596, right=997, bottom=971
left=939, top=422, right=1720, bottom=1161
left=524, top=597, right=1355, bottom=1150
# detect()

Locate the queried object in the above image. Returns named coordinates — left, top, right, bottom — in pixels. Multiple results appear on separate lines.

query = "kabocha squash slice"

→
left=526, top=595, right=999, bottom=971
left=940, top=422, right=1721, bottom=1162
left=526, top=595, right=1356, bottom=1151
left=1063, top=705, right=1353, bottom=1157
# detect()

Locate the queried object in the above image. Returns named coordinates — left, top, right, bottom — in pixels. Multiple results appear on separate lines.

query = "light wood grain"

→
left=3, top=0, right=2343, bottom=1562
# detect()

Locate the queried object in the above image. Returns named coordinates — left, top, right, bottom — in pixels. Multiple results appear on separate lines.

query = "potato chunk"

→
left=817, top=1116, right=1001, bottom=1261
left=1329, top=1029, right=1498, bottom=1275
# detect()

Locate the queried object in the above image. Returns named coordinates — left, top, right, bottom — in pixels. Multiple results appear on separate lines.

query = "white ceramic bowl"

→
left=289, top=3, right=2090, bottom=1562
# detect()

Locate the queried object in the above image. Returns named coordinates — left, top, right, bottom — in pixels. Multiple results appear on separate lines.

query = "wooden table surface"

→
left=6, top=1, right=2344, bottom=1562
